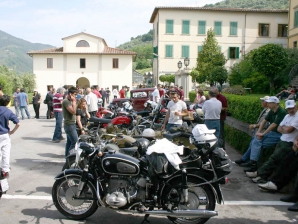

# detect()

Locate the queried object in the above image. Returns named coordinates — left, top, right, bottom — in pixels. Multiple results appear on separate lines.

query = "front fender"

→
left=54, top=169, right=95, bottom=181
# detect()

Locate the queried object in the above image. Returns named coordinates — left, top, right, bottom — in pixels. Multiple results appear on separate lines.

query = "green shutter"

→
left=198, top=46, right=203, bottom=52
left=227, top=47, right=230, bottom=59
left=295, top=11, right=298, bottom=28
left=230, top=22, right=238, bottom=35
left=236, top=47, right=240, bottom=59
left=153, top=46, right=158, bottom=58
left=182, top=46, right=189, bottom=58
left=214, top=22, right=222, bottom=35
left=182, top=20, right=190, bottom=34
left=166, top=20, right=174, bottom=34
left=198, top=21, right=206, bottom=34
left=166, top=45, right=173, bottom=57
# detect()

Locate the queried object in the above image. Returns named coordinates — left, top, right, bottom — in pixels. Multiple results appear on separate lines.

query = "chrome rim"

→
left=56, top=176, right=95, bottom=215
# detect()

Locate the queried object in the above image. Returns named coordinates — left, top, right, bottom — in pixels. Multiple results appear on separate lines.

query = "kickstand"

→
left=141, top=214, right=150, bottom=224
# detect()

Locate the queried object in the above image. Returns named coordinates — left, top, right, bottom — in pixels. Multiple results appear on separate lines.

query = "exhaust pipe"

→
left=123, top=209, right=218, bottom=218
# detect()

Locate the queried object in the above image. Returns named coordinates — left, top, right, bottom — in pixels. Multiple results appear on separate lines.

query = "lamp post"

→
left=177, top=61, right=182, bottom=70
left=184, top=57, right=190, bottom=70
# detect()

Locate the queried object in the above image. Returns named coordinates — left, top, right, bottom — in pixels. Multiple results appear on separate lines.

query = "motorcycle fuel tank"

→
left=111, top=116, right=131, bottom=125
left=102, top=152, right=140, bottom=176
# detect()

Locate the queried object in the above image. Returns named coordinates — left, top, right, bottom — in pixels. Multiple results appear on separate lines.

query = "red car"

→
left=111, top=88, right=155, bottom=111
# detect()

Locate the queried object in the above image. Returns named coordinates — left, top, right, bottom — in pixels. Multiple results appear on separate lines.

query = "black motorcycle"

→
left=52, top=131, right=231, bottom=223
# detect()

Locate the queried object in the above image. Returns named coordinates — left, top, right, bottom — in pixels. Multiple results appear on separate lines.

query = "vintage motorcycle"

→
left=52, top=125, right=232, bottom=223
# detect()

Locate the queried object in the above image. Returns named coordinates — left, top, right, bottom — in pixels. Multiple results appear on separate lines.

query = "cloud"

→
left=0, top=0, right=26, bottom=8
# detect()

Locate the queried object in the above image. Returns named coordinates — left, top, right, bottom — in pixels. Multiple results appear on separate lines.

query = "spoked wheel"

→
left=62, top=155, right=87, bottom=171
left=52, top=175, right=98, bottom=220
left=163, top=180, right=216, bottom=224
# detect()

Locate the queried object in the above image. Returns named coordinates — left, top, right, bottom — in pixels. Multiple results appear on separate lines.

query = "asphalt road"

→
left=1, top=104, right=298, bottom=223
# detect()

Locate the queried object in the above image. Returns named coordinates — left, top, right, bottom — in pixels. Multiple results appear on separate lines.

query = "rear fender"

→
left=54, top=169, right=95, bottom=182
left=161, top=172, right=221, bottom=204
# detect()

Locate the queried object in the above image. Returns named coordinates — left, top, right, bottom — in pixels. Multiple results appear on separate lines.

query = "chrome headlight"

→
left=75, top=143, right=83, bottom=164
left=144, top=102, right=147, bottom=107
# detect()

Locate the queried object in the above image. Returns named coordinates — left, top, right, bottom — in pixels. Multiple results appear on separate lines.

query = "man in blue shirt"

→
left=17, top=88, right=31, bottom=120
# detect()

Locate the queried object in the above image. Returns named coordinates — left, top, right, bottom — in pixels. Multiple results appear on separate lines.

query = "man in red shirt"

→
left=214, top=87, right=228, bottom=149
left=179, top=86, right=185, bottom=101
left=119, top=86, right=126, bottom=98
left=91, top=85, right=102, bottom=99
left=52, top=87, right=65, bottom=142
left=158, top=84, right=164, bottom=98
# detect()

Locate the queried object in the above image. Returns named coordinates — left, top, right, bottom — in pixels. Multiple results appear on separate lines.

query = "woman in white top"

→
left=195, top=89, right=206, bottom=108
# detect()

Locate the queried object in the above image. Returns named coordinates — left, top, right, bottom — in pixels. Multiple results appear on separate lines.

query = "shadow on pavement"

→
left=22, top=137, right=53, bottom=142
left=38, top=153, right=65, bottom=159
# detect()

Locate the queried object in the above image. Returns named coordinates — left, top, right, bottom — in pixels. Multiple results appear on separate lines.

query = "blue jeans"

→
left=242, top=131, right=281, bottom=162
left=204, top=120, right=220, bottom=141
left=15, top=104, right=20, bottom=117
left=53, top=112, right=63, bottom=141
left=20, top=106, right=30, bottom=119
left=64, top=124, right=78, bottom=158
left=166, top=123, right=182, bottom=132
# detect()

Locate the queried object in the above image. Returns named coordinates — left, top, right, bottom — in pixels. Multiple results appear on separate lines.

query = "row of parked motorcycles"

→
left=51, top=98, right=232, bottom=224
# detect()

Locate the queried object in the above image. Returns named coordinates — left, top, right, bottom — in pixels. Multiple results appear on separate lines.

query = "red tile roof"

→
left=150, top=7, right=288, bottom=23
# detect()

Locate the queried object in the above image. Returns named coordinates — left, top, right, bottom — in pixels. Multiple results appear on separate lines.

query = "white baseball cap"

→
left=285, top=100, right=296, bottom=109
left=265, top=96, right=280, bottom=103
left=260, top=96, right=270, bottom=101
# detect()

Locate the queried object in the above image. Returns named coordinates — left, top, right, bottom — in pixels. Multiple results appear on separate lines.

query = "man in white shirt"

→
left=113, top=88, right=119, bottom=99
left=202, top=90, right=222, bottom=140
left=84, top=88, right=98, bottom=117
left=162, top=91, right=188, bottom=132
left=246, top=100, right=298, bottom=184
left=152, top=84, right=161, bottom=103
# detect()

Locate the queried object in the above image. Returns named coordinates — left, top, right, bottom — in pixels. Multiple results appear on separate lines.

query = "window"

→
left=165, top=45, right=173, bottom=58
left=198, top=21, right=206, bottom=35
left=76, top=40, right=90, bottom=47
left=113, top=58, right=119, bottom=68
left=228, top=47, right=240, bottom=59
left=182, top=20, right=190, bottom=34
left=182, top=45, right=189, bottom=58
left=166, top=20, right=174, bottom=34
left=218, top=46, right=222, bottom=52
left=294, top=41, right=297, bottom=48
left=295, top=11, right=298, bottom=28
left=214, top=21, right=222, bottom=35
left=230, top=22, right=238, bottom=36
left=278, top=24, right=288, bottom=37
left=259, top=24, right=270, bottom=36
left=47, top=58, right=53, bottom=68
left=80, top=58, right=86, bottom=68
left=198, top=46, right=203, bottom=53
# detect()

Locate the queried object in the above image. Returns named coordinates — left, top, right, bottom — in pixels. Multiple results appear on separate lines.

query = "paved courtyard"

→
left=0, top=104, right=298, bottom=223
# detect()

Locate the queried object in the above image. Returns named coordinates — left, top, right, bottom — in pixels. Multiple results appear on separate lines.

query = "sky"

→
left=0, top=0, right=220, bottom=47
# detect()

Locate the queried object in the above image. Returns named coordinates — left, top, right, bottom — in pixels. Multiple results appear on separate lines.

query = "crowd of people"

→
left=234, top=94, right=298, bottom=211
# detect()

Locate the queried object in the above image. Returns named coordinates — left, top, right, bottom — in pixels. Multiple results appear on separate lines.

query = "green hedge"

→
left=225, top=125, right=252, bottom=154
left=189, top=91, right=196, bottom=102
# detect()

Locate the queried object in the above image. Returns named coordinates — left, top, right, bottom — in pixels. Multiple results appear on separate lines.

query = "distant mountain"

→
left=0, top=30, right=54, bottom=74
left=204, top=0, right=289, bottom=9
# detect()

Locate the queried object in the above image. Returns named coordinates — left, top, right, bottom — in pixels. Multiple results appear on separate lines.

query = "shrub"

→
left=189, top=90, right=196, bottom=102
left=222, top=85, right=245, bottom=95
left=225, top=125, right=251, bottom=154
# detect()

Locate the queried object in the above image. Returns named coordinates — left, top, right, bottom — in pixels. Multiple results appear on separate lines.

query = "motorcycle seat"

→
left=163, top=132, right=181, bottom=140
left=89, top=117, right=111, bottom=124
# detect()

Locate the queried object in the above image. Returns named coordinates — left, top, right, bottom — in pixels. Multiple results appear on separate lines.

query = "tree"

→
left=251, top=43, right=288, bottom=93
left=195, top=28, right=227, bottom=86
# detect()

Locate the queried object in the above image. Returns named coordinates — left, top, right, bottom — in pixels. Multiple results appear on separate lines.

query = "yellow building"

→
left=289, top=0, right=298, bottom=48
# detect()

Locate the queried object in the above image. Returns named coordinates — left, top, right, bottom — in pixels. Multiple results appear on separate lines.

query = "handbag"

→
left=43, top=93, right=48, bottom=104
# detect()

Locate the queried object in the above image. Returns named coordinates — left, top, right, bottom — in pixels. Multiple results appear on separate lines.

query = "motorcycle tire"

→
left=163, top=177, right=216, bottom=224
left=52, top=175, right=98, bottom=220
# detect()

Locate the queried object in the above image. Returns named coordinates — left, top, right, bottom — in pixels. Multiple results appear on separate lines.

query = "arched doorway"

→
left=76, top=77, right=90, bottom=88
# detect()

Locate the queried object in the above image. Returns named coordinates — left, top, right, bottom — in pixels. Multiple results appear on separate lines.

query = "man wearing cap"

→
left=245, top=100, right=298, bottom=182
left=235, top=96, right=270, bottom=166
left=236, top=96, right=287, bottom=170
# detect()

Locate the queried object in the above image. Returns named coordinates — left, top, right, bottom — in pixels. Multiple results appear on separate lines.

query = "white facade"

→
left=150, top=7, right=289, bottom=85
left=28, top=32, right=136, bottom=96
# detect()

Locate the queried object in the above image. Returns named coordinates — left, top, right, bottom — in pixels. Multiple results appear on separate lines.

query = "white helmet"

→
left=123, top=101, right=133, bottom=111
left=196, top=108, right=204, bottom=116
left=192, top=124, right=217, bottom=154
left=142, top=128, right=155, bottom=139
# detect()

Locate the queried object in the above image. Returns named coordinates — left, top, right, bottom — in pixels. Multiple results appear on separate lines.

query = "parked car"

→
left=110, top=88, right=155, bottom=111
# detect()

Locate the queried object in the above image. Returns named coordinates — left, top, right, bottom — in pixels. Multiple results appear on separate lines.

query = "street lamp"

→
left=177, top=61, right=182, bottom=69
left=184, top=57, right=190, bottom=70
